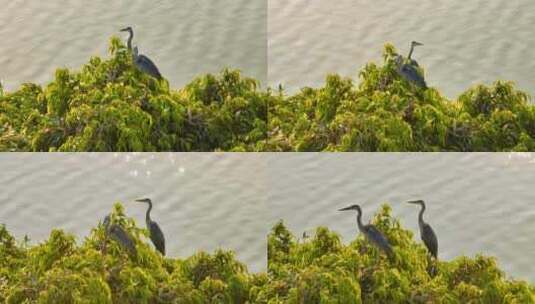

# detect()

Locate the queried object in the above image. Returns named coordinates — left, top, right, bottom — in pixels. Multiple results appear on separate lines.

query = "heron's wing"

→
left=150, top=221, right=166, bottom=255
left=364, top=225, right=393, bottom=256
left=135, top=55, right=163, bottom=79
left=402, top=64, right=427, bottom=88
left=422, top=223, right=438, bottom=258
left=109, top=225, right=137, bottom=256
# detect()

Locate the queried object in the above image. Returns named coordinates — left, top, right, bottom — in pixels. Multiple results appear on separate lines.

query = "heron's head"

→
left=411, top=41, right=424, bottom=47
left=338, top=204, right=361, bottom=213
left=120, top=26, right=133, bottom=33
left=407, top=199, right=425, bottom=206
left=135, top=198, right=152, bottom=204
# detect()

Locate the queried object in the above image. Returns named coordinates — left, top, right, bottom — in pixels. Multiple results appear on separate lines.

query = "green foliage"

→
left=267, top=44, right=535, bottom=151
left=0, top=203, right=264, bottom=303
left=3, top=41, right=534, bottom=151
left=267, top=205, right=535, bottom=303
left=0, top=37, right=267, bottom=152
left=1, top=203, right=532, bottom=303
left=4, top=42, right=535, bottom=151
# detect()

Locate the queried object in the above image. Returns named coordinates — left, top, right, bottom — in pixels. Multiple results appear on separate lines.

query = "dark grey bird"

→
left=135, top=198, right=166, bottom=255
left=407, top=200, right=438, bottom=259
left=339, top=204, right=394, bottom=258
left=103, top=215, right=137, bottom=256
left=407, top=41, right=423, bottom=67
left=394, top=55, right=427, bottom=89
left=120, top=27, right=163, bottom=80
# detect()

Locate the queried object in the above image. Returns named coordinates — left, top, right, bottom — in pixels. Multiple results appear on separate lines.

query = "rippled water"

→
left=2, top=153, right=534, bottom=280
left=0, top=153, right=268, bottom=272
left=0, top=0, right=267, bottom=91
left=4, top=1, right=532, bottom=98
left=268, top=153, right=535, bottom=282
left=269, top=0, right=535, bottom=98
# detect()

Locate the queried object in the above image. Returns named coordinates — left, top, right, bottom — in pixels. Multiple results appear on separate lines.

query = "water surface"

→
left=2, top=153, right=534, bottom=280
left=269, top=0, right=535, bottom=98
left=0, top=0, right=267, bottom=91
left=268, top=153, right=535, bottom=282
left=0, top=153, right=268, bottom=272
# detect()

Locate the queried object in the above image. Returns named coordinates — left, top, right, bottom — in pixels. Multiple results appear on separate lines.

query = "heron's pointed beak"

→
left=120, top=27, right=129, bottom=32
left=135, top=198, right=145, bottom=203
left=406, top=200, right=420, bottom=204
left=414, top=41, right=424, bottom=46
left=338, top=205, right=355, bottom=211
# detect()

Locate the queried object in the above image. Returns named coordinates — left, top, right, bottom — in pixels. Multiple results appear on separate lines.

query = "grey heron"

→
left=339, top=204, right=394, bottom=258
left=394, top=55, right=427, bottom=89
left=407, top=41, right=423, bottom=67
left=407, top=200, right=438, bottom=259
left=120, top=27, right=163, bottom=80
left=135, top=198, right=166, bottom=256
left=103, top=215, right=137, bottom=256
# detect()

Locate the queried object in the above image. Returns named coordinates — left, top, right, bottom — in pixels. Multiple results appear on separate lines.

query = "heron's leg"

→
left=426, top=254, right=437, bottom=277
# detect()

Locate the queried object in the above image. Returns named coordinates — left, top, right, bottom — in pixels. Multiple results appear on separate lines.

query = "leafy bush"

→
left=0, top=37, right=268, bottom=152
left=3, top=42, right=535, bottom=152
left=1, top=203, right=532, bottom=303
left=267, top=44, right=535, bottom=151
left=2, top=41, right=534, bottom=151
left=267, top=205, right=535, bottom=303
left=0, top=203, right=267, bottom=303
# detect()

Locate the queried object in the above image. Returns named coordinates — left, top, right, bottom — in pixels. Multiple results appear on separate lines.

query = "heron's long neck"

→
left=408, top=44, right=415, bottom=59
left=356, top=210, right=364, bottom=231
left=418, top=204, right=426, bottom=226
left=145, top=201, right=152, bottom=224
left=127, top=31, right=133, bottom=50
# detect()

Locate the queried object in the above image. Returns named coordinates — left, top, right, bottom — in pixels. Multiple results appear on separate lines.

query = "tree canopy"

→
left=1, top=203, right=533, bottom=303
